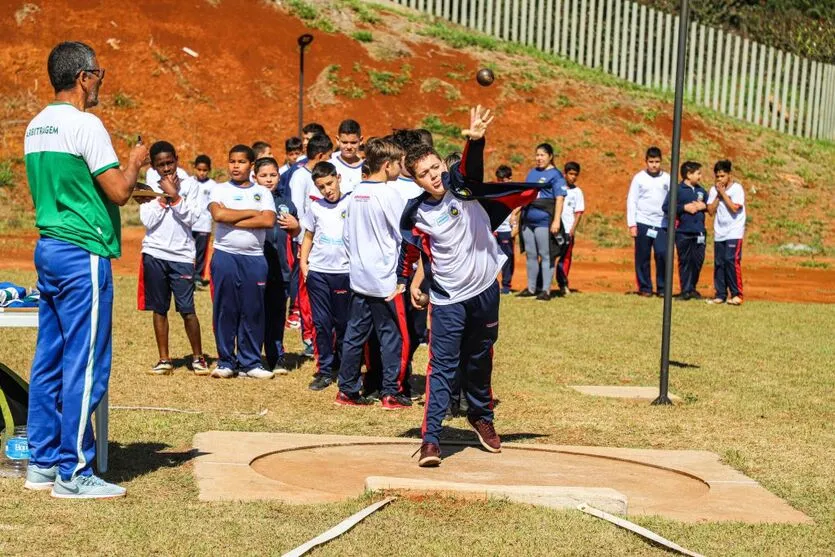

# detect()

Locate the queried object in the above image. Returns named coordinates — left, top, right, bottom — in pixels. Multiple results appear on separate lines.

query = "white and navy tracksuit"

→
left=300, top=194, right=352, bottom=379
left=708, top=182, right=746, bottom=300
left=337, top=180, right=409, bottom=397
left=264, top=195, right=297, bottom=368
left=138, top=168, right=200, bottom=315
left=399, top=138, right=541, bottom=446
left=192, top=177, right=216, bottom=282
left=627, top=170, right=670, bottom=294
left=209, top=182, right=276, bottom=371
left=665, top=182, right=709, bottom=295
left=557, top=186, right=585, bottom=289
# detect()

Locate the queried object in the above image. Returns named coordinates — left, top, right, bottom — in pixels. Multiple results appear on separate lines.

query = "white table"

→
left=0, top=308, right=109, bottom=473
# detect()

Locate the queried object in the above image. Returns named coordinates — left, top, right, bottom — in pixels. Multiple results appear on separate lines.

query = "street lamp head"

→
left=297, top=34, right=314, bottom=48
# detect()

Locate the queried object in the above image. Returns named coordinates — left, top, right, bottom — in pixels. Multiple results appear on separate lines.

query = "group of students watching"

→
left=627, top=146, right=747, bottom=304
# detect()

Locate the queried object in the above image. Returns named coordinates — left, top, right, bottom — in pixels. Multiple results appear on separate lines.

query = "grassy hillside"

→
left=2, top=0, right=834, bottom=256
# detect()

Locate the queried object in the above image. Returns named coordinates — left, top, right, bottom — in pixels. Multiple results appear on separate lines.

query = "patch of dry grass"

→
left=0, top=270, right=833, bottom=555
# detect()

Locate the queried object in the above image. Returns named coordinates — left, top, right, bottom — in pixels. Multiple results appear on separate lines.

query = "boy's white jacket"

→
left=626, top=170, right=670, bottom=228
left=140, top=168, right=200, bottom=264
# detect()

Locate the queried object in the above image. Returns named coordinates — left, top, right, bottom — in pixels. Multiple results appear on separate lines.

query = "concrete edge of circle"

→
left=364, top=476, right=629, bottom=515
left=192, top=431, right=813, bottom=524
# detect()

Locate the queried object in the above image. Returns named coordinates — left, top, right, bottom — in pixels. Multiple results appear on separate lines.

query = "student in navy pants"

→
left=664, top=161, right=708, bottom=300
left=423, top=282, right=499, bottom=446
left=634, top=223, right=667, bottom=293
left=211, top=250, right=268, bottom=371
left=307, top=271, right=351, bottom=379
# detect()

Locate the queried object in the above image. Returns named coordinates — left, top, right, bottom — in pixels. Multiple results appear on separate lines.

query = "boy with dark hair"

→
left=252, top=141, right=272, bottom=160
left=494, top=165, right=518, bottom=294
left=664, top=161, right=708, bottom=300
left=191, top=154, right=215, bottom=287
left=626, top=146, right=670, bottom=297
left=300, top=123, right=326, bottom=164
left=289, top=133, right=334, bottom=356
left=331, top=119, right=364, bottom=194
left=301, top=162, right=352, bottom=391
left=398, top=106, right=542, bottom=467
left=707, top=160, right=746, bottom=305
left=557, top=161, right=585, bottom=296
left=139, top=141, right=206, bottom=375
left=335, top=138, right=411, bottom=409
left=279, top=136, right=304, bottom=175
left=208, top=145, right=277, bottom=379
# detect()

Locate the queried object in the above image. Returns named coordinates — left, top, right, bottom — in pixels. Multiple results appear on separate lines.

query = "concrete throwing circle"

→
left=251, top=442, right=708, bottom=515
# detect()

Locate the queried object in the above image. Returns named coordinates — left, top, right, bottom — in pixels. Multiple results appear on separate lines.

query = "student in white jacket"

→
left=139, top=141, right=205, bottom=375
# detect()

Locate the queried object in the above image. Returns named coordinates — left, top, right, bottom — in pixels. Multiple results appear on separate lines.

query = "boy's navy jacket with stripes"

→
left=397, top=137, right=545, bottom=299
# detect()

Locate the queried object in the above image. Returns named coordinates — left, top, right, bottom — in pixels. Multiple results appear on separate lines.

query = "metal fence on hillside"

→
left=391, top=0, right=835, bottom=140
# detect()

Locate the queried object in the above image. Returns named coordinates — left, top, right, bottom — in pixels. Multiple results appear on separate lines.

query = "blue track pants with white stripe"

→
left=27, top=238, right=113, bottom=481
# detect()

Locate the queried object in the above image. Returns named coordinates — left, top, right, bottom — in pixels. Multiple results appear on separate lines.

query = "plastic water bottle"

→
left=1, top=426, right=29, bottom=477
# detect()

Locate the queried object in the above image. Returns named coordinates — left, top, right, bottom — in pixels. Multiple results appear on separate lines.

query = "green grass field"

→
left=0, top=270, right=833, bottom=556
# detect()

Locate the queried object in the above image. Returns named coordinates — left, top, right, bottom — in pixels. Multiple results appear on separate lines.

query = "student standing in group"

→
left=139, top=141, right=206, bottom=376
left=664, top=161, right=708, bottom=301
left=494, top=165, right=518, bottom=294
left=279, top=136, right=304, bottom=176
left=707, top=160, right=746, bottom=306
left=519, top=143, right=566, bottom=301
left=335, top=138, right=411, bottom=409
left=556, top=161, right=585, bottom=296
left=289, top=134, right=334, bottom=356
left=209, top=145, right=277, bottom=379
left=626, top=146, right=670, bottom=297
left=330, top=119, right=364, bottom=194
left=254, top=157, right=300, bottom=375
left=301, top=162, right=352, bottom=391
left=191, top=154, right=215, bottom=288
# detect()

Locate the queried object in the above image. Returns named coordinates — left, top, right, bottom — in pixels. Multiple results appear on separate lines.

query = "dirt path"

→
left=2, top=229, right=832, bottom=303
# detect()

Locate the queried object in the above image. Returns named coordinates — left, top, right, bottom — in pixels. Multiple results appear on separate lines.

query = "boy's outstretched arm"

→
left=458, top=105, right=494, bottom=183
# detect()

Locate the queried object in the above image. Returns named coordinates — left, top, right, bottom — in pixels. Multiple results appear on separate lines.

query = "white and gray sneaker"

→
left=24, top=464, right=57, bottom=491
left=210, top=367, right=235, bottom=379
left=245, top=367, right=275, bottom=380
left=192, top=357, right=210, bottom=376
left=147, top=360, right=174, bottom=376
left=272, top=358, right=290, bottom=375
left=51, top=474, right=126, bottom=499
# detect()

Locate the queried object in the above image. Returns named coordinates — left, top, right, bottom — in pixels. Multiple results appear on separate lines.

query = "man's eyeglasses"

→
left=79, top=68, right=105, bottom=80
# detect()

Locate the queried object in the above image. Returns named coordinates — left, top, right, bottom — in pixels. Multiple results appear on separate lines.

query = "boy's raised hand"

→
left=461, top=105, right=494, bottom=141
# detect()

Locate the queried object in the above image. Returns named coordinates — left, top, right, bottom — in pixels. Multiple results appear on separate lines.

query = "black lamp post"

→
left=653, top=0, right=689, bottom=406
left=297, top=33, right=314, bottom=138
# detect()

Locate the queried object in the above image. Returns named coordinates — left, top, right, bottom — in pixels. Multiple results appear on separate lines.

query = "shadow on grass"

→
left=171, top=354, right=217, bottom=370
left=669, top=360, right=700, bottom=369
left=103, top=442, right=204, bottom=483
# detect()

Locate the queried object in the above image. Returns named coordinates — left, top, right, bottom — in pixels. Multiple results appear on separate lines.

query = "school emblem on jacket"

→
left=340, top=210, right=347, bottom=219
left=697, top=192, right=704, bottom=202
left=277, top=204, right=289, bottom=215
left=457, top=187, right=472, bottom=198
left=254, top=193, right=262, bottom=202
left=448, top=203, right=461, bottom=217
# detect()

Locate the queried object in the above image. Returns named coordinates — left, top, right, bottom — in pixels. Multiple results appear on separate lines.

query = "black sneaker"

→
left=309, top=375, right=334, bottom=391
left=536, top=291, right=550, bottom=301
left=335, top=391, right=374, bottom=406
left=381, top=394, right=413, bottom=410
left=363, top=390, right=382, bottom=402
left=517, top=289, right=536, bottom=298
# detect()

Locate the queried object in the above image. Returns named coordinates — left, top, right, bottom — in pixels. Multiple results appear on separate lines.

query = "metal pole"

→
left=652, top=0, right=688, bottom=406
left=298, top=45, right=304, bottom=138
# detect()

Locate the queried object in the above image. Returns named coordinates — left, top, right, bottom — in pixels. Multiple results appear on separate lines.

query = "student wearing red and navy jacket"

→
left=663, top=161, right=708, bottom=300
left=397, top=106, right=543, bottom=468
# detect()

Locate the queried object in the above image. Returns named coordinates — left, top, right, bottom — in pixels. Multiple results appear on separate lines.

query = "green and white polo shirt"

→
left=24, top=102, right=121, bottom=258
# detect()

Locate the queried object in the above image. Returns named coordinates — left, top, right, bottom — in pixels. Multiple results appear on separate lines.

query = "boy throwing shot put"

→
left=397, top=106, right=542, bottom=467
left=139, top=141, right=206, bottom=375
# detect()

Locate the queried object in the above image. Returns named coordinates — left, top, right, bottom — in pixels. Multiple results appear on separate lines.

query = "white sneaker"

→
left=147, top=360, right=174, bottom=376
left=246, top=367, right=275, bottom=380
left=210, top=367, right=235, bottom=379
left=51, top=474, right=126, bottom=499
left=192, top=357, right=210, bottom=376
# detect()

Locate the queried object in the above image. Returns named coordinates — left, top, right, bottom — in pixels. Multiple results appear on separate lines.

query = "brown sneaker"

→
left=467, top=415, right=501, bottom=453
left=418, top=443, right=441, bottom=467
